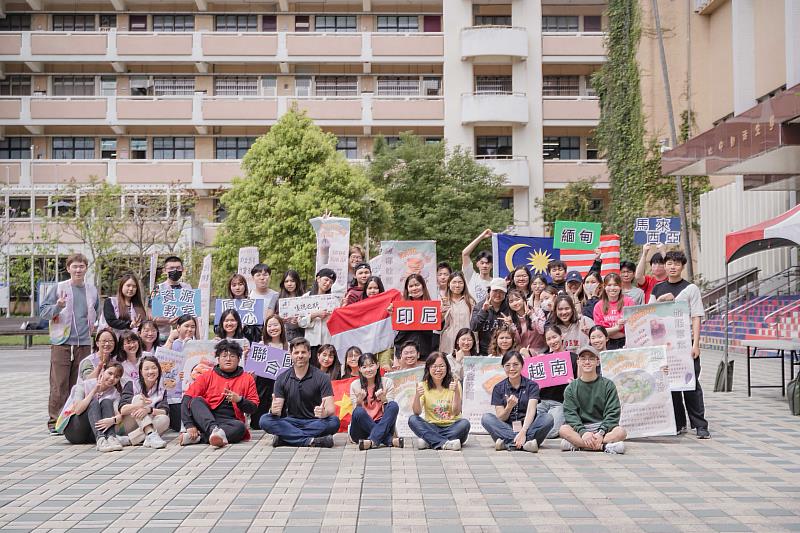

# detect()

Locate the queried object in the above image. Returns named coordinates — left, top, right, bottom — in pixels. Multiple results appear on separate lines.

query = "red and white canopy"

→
left=725, top=204, right=800, bottom=263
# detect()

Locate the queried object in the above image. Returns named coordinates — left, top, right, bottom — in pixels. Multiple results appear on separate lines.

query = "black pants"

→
left=672, top=357, right=708, bottom=430
left=169, top=403, right=181, bottom=432
left=250, top=376, right=274, bottom=430
left=184, top=397, right=247, bottom=444
left=63, top=398, right=115, bottom=444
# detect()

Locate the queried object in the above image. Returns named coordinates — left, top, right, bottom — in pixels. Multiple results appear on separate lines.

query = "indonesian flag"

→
left=332, top=377, right=357, bottom=433
left=327, top=289, right=402, bottom=362
left=560, top=234, right=621, bottom=278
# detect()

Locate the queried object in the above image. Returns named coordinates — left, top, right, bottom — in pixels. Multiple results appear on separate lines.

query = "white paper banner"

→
left=197, top=254, right=212, bottom=340
left=237, top=247, right=260, bottom=293
left=380, top=240, right=438, bottom=300
left=278, top=293, right=341, bottom=319
left=310, top=217, right=351, bottom=293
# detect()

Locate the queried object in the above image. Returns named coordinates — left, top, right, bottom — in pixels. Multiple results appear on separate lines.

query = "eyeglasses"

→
left=503, top=362, right=521, bottom=369
left=431, top=364, right=447, bottom=370
left=98, top=339, right=115, bottom=345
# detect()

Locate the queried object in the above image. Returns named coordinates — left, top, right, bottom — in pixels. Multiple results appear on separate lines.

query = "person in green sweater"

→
left=559, top=346, right=627, bottom=454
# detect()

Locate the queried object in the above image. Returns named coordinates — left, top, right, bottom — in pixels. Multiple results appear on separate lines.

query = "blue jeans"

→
left=407, top=415, right=470, bottom=449
left=259, top=414, right=340, bottom=446
left=536, top=400, right=564, bottom=439
left=481, top=412, right=554, bottom=449
left=349, top=402, right=399, bottom=447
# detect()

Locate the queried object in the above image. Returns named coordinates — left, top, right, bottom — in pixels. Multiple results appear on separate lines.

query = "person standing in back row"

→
left=153, top=256, right=192, bottom=339
left=461, top=229, right=494, bottom=305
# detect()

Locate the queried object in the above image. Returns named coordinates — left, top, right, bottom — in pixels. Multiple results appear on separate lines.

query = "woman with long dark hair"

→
left=102, top=273, right=148, bottom=334
left=119, top=355, right=169, bottom=448
left=349, top=352, right=403, bottom=450
left=278, top=270, right=306, bottom=341
left=393, top=273, right=436, bottom=361
left=593, top=273, right=634, bottom=350
left=439, top=271, right=475, bottom=354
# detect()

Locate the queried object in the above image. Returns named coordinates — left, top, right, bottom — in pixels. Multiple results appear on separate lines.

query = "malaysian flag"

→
left=559, top=234, right=620, bottom=277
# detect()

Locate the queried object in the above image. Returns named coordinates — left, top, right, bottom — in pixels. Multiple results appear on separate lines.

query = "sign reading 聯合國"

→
left=633, top=217, right=681, bottom=245
left=391, top=300, right=442, bottom=331
left=244, top=342, right=291, bottom=379
left=553, top=220, right=601, bottom=250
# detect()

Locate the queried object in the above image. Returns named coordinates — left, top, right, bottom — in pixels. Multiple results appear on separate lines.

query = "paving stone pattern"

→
left=0, top=348, right=798, bottom=532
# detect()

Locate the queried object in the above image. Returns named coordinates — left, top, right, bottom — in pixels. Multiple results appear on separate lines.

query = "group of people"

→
left=43, top=231, right=709, bottom=454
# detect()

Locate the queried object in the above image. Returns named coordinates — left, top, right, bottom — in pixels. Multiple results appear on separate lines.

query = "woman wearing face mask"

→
left=581, top=272, right=602, bottom=320
left=536, top=325, right=579, bottom=438
left=548, top=295, right=594, bottom=353
left=102, top=273, right=148, bottom=335
left=298, top=268, right=336, bottom=357
left=312, top=343, right=342, bottom=380
left=278, top=270, right=306, bottom=341
left=61, top=363, right=126, bottom=452
left=249, top=315, right=289, bottom=431
left=504, top=288, right=547, bottom=355
left=539, top=286, right=558, bottom=320
left=439, top=272, right=475, bottom=354
left=448, top=328, right=477, bottom=380
left=345, top=262, right=372, bottom=306
left=362, top=276, right=394, bottom=370
left=593, top=273, right=634, bottom=350
left=118, top=355, right=169, bottom=449
left=350, top=352, right=403, bottom=450
left=393, top=274, right=437, bottom=361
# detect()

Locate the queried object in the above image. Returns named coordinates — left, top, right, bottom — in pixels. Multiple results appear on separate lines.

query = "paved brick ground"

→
left=0, top=347, right=798, bottom=532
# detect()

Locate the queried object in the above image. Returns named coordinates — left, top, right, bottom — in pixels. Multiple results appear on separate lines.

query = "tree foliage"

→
left=213, top=109, right=391, bottom=281
left=367, top=134, right=513, bottom=266
left=534, top=179, right=605, bottom=234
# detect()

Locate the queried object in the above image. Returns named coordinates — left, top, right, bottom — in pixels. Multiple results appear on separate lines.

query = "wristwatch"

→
left=596, top=428, right=606, bottom=437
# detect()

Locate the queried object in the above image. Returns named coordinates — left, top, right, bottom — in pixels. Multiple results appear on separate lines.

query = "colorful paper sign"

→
left=385, top=366, right=425, bottom=438
left=623, top=301, right=696, bottom=391
left=461, top=356, right=505, bottom=435
left=311, top=216, right=351, bottom=293
left=214, top=298, right=265, bottom=326
left=151, top=288, right=201, bottom=319
left=244, top=342, right=291, bottom=379
left=332, top=377, right=357, bottom=433
left=553, top=220, right=602, bottom=250
left=633, top=217, right=681, bottom=245
left=278, top=293, right=341, bottom=319
left=521, top=352, right=574, bottom=388
left=197, top=254, right=212, bottom=341
left=237, top=247, right=259, bottom=293
left=491, top=234, right=559, bottom=277
left=154, top=347, right=186, bottom=404
left=181, top=340, right=218, bottom=393
left=392, top=300, right=442, bottom=331
left=380, top=240, right=439, bottom=300
left=600, top=346, right=677, bottom=438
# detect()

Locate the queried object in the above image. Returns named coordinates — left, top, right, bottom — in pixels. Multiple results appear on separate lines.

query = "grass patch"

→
left=0, top=334, right=50, bottom=347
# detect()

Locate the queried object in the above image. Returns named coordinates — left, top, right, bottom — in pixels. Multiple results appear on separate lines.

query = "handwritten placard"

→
left=152, top=288, right=201, bottom=318
left=214, top=298, right=265, bottom=326
left=278, top=293, right=340, bottom=319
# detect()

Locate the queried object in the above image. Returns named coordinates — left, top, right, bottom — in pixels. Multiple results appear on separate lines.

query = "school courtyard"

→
left=0, top=348, right=797, bottom=533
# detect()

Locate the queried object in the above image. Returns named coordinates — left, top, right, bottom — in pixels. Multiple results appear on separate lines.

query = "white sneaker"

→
left=561, top=438, right=578, bottom=452
left=106, top=435, right=124, bottom=451
left=522, top=440, right=539, bottom=453
left=96, top=436, right=110, bottom=452
left=495, top=438, right=505, bottom=451
left=179, top=431, right=201, bottom=446
left=441, top=439, right=462, bottom=451
left=117, top=436, right=132, bottom=447
left=209, top=427, right=228, bottom=448
left=603, top=441, right=625, bottom=454
left=416, top=438, right=430, bottom=450
left=143, top=432, right=167, bottom=449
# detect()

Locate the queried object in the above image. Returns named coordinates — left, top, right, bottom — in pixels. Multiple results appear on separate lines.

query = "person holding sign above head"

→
left=481, top=350, right=554, bottom=452
left=635, top=243, right=668, bottom=303
left=165, top=314, right=197, bottom=352
left=298, top=268, right=337, bottom=358
left=249, top=315, right=289, bottom=432
left=313, top=344, right=342, bottom=381
left=559, top=346, right=626, bottom=454
left=538, top=325, right=579, bottom=438
left=461, top=229, right=493, bottom=305
left=154, top=256, right=191, bottom=338
left=350, top=352, right=403, bottom=450
left=278, top=270, right=306, bottom=341
left=250, top=264, right=279, bottom=319
left=102, top=273, right=148, bottom=336
left=345, top=262, right=372, bottom=306
left=593, top=273, right=634, bottom=350
left=260, top=337, right=340, bottom=448
left=408, top=352, right=470, bottom=450
left=180, top=340, right=258, bottom=448
left=393, top=274, right=437, bottom=361
left=470, top=278, right=511, bottom=356
left=118, top=355, right=169, bottom=449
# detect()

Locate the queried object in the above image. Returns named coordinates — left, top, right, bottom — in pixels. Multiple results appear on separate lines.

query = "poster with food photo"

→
left=461, top=356, right=505, bottom=435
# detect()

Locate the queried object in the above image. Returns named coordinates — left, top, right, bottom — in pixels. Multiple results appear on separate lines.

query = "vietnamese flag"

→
left=327, top=289, right=402, bottom=361
left=332, top=377, right=357, bottom=433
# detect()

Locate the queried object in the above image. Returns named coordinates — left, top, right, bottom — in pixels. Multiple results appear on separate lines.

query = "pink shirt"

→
left=593, top=296, right=635, bottom=335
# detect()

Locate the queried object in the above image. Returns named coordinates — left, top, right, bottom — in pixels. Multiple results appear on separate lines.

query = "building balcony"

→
left=543, top=159, right=609, bottom=186
left=477, top=156, right=530, bottom=187
left=542, top=96, right=600, bottom=126
left=371, top=97, right=444, bottom=122
left=541, top=32, right=606, bottom=63
left=462, top=92, right=529, bottom=125
left=460, top=26, right=528, bottom=62
left=371, top=33, right=444, bottom=59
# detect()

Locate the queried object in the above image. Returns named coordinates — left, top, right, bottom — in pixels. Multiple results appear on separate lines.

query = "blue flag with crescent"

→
left=491, top=234, right=560, bottom=278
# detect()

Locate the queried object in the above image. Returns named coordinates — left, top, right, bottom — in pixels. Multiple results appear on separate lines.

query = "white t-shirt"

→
left=464, top=263, right=491, bottom=305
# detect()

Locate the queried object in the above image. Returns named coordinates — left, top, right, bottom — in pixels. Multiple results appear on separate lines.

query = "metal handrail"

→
left=705, top=266, right=800, bottom=316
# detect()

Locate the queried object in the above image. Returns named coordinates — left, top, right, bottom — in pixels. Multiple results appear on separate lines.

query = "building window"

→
left=474, top=15, right=511, bottom=26
left=422, top=77, right=441, bottom=96
left=53, top=137, right=95, bottom=159
left=0, top=137, right=31, bottom=159
left=295, top=16, right=310, bottom=32
left=53, top=14, right=96, bottom=32
left=262, top=15, right=277, bottom=31
left=376, top=16, right=418, bottom=32
left=153, top=137, right=194, bottom=159
left=385, top=136, right=401, bottom=148
left=100, top=76, right=116, bottom=96
left=215, top=76, right=258, bottom=96
left=8, top=197, right=31, bottom=218
left=261, top=76, right=277, bottom=96
left=543, top=75, right=580, bottom=96
left=476, top=136, right=512, bottom=157
left=101, top=138, right=117, bottom=159
left=336, top=137, right=358, bottom=159
left=500, top=197, right=513, bottom=210
left=315, top=76, right=358, bottom=96
left=295, top=76, right=312, bottom=97
left=153, top=15, right=195, bottom=32
left=425, top=136, right=442, bottom=144
left=589, top=198, right=603, bottom=212
left=0, top=14, right=31, bottom=31
left=586, top=137, right=599, bottom=159
left=53, top=76, right=95, bottom=96
left=215, top=15, right=257, bottom=32
left=584, top=15, right=602, bottom=32
left=216, top=137, right=255, bottom=159
left=541, top=16, right=579, bottom=32
left=377, top=76, right=419, bottom=96
left=0, top=76, right=31, bottom=96
left=129, top=76, right=151, bottom=96
left=129, top=14, right=148, bottom=31
left=52, top=198, right=77, bottom=218
left=213, top=197, right=227, bottom=223
left=475, top=76, right=512, bottom=94
left=543, top=136, right=580, bottom=160
left=153, top=77, right=195, bottom=96
left=315, top=15, right=357, bottom=32
left=130, top=138, right=147, bottom=159
left=99, top=15, right=117, bottom=30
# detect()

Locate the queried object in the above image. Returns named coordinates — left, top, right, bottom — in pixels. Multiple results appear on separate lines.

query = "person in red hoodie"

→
left=179, top=340, right=258, bottom=448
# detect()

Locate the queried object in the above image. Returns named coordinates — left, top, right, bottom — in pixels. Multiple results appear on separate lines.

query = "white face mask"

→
left=584, top=283, right=598, bottom=297
left=541, top=299, right=553, bottom=312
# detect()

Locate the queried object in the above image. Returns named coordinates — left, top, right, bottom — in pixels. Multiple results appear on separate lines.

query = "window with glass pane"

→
left=295, top=15, right=310, bottom=31
left=213, top=197, right=227, bottom=222
left=129, top=14, right=147, bottom=31
left=543, top=136, right=580, bottom=160
left=586, top=137, right=599, bottom=159
left=261, top=76, right=277, bottom=96
left=216, top=137, right=255, bottom=159
left=153, top=137, right=194, bottom=159
left=262, top=15, right=277, bottom=31
left=583, top=15, right=602, bottom=32
left=153, top=77, right=195, bottom=96
left=376, top=76, right=419, bottom=96
left=215, top=76, right=258, bottom=96
left=129, top=76, right=150, bottom=96
left=8, top=197, right=31, bottom=218
left=542, top=75, right=579, bottom=96
left=336, top=137, right=358, bottom=159
left=422, top=77, right=441, bottom=96
left=215, top=15, right=257, bottom=32
left=476, top=136, right=512, bottom=157
left=53, top=76, right=95, bottom=96
left=100, top=139, right=117, bottom=159
left=153, top=15, right=195, bottom=32
left=584, top=75, right=597, bottom=96
left=315, top=76, right=358, bottom=96
left=99, top=15, right=116, bottom=29
left=0, top=76, right=31, bottom=96
left=295, top=76, right=312, bottom=96
left=385, top=136, right=401, bottom=147
left=53, top=137, right=95, bottom=159
left=500, top=196, right=513, bottom=210
left=314, top=15, right=357, bottom=32
left=376, top=16, right=419, bottom=32
left=474, top=15, right=511, bottom=26
left=0, top=137, right=31, bottom=159
left=130, top=138, right=147, bottom=159
left=425, top=137, right=442, bottom=144
left=53, top=14, right=96, bottom=31
left=0, top=14, right=31, bottom=31
left=541, top=16, right=578, bottom=32
left=475, top=76, right=511, bottom=94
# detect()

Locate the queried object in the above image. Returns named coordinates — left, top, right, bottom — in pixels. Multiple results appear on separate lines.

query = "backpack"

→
left=713, top=360, right=734, bottom=392
left=788, top=373, right=800, bottom=416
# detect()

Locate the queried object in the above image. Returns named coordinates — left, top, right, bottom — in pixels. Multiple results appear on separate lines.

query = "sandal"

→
left=392, top=437, right=405, bottom=448
left=358, top=439, right=373, bottom=451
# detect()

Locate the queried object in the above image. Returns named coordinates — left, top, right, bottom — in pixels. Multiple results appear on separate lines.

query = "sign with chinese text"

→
left=154, top=347, right=185, bottom=404
left=600, top=346, right=676, bottom=438
left=633, top=217, right=681, bottom=245
left=391, top=300, right=442, bottom=331
left=461, top=356, right=505, bottom=435
left=623, top=301, right=696, bottom=391
left=521, top=352, right=574, bottom=388
left=553, top=220, right=601, bottom=250
left=237, top=247, right=259, bottom=293
left=380, top=240, right=439, bottom=300
left=385, top=366, right=425, bottom=438
left=197, top=254, right=212, bottom=340
left=278, top=293, right=340, bottom=319
left=152, top=288, right=201, bottom=319
left=244, top=342, right=291, bottom=379
left=310, top=216, right=351, bottom=293
left=214, top=298, right=265, bottom=326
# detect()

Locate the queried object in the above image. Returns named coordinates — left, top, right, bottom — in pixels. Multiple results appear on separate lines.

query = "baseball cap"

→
left=565, top=271, right=583, bottom=284
left=489, top=278, right=508, bottom=293
left=578, top=346, right=600, bottom=358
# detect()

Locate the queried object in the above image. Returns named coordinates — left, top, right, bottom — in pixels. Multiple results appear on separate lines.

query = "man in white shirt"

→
left=461, top=229, right=493, bottom=305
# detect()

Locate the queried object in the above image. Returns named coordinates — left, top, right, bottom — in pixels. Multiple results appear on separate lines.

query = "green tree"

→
left=213, top=109, right=391, bottom=281
left=534, top=179, right=605, bottom=234
left=367, top=134, right=513, bottom=266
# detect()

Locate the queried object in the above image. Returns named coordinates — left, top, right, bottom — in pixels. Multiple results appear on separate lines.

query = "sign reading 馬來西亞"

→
left=278, top=293, right=341, bottom=319
left=633, top=217, right=681, bottom=245
left=521, top=352, right=574, bottom=388
left=553, top=220, right=601, bottom=250
left=214, top=298, right=265, bottom=326
left=244, top=342, right=291, bottom=379
left=152, top=288, right=201, bottom=318
left=391, top=300, right=442, bottom=331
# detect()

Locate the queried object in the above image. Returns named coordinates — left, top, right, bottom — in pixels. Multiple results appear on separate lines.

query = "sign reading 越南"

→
left=633, top=217, right=681, bottom=245
left=521, top=352, right=575, bottom=388
left=553, top=221, right=601, bottom=250
left=391, top=300, right=442, bottom=331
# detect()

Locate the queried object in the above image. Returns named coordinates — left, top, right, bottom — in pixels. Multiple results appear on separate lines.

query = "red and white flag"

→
left=560, top=234, right=621, bottom=277
left=327, top=289, right=402, bottom=361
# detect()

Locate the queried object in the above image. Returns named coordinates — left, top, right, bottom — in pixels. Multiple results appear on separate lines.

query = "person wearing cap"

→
left=470, top=277, right=511, bottom=355
left=634, top=243, right=668, bottom=303
left=298, top=268, right=337, bottom=356
left=344, top=261, right=371, bottom=305
left=564, top=270, right=587, bottom=314
left=619, top=260, right=645, bottom=305
left=559, top=346, right=626, bottom=454
left=179, top=340, right=259, bottom=448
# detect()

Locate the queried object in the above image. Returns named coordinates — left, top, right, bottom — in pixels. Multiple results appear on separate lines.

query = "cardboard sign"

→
left=310, top=217, right=351, bottom=294
left=633, top=217, right=681, bottom=245
left=380, top=240, right=439, bottom=300
left=214, top=298, right=265, bottom=326
left=152, top=288, right=201, bottom=318
left=154, top=347, right=185, bottom=404
left=392, top=300, right=441, bottom=331
left=461, top=356, right=505, bottom=435
left=278, top=293, right=341, bottom=319
left=553, top=220, right=601, bottom=250
left=521, top=352, right=574, bottom=388
left=244, top=342, right=291, bottom=379
left=237, top=247, right=259, bottom=293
